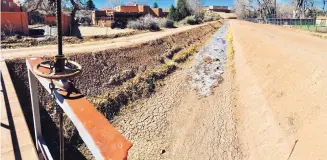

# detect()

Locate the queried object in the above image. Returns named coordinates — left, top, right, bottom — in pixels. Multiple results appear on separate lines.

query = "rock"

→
left=161, top=149, right=166, bottom=154
left=139, top=65, right=147, bottom=72
left=203, top=56, right=213, bottom=63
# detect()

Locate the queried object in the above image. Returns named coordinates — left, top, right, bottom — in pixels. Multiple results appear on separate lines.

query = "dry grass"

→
left=90, top=60, right=177, bottom=120
left=226, top=25, right=235, bottom=75
left=312, top=33, right=327, bottom=39
left=172, top=45, right=197, bottom=63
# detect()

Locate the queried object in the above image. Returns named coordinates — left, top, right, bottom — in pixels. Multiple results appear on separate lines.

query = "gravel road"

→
left=231, top=20, right=327, bottom=160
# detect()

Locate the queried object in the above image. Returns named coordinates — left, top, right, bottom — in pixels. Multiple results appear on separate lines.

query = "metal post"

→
left=55, top=0, right=65, bottom=73
left=59, top=110, right=64, bottom=160
left=27, top=68, right=42, bottom=158
left=57, top=0, right=63, bottom=56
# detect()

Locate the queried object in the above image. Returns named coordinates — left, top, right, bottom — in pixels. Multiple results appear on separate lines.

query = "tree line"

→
left=235, top=0, right=327, bottom=19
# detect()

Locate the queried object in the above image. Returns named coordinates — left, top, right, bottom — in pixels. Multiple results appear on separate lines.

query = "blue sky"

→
left=93, top=0, right=324, bottom=10
left=94, top=0, right=234, bottom=9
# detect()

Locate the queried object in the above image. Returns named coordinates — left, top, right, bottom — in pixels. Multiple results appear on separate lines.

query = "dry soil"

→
left=231, top=20, right=327, bottom=160
left=112, top=20, right=327, bottom=160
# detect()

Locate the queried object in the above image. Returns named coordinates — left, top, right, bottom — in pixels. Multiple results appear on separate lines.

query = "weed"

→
left=159, top=18, right=175, bottom=28
left=226, top=25, right=235, bottom=75
left=172, top=45, right=197, bottom=63
left=312, top=34, right=327, bottom=39
left=90, top=61, right=177, bottom=120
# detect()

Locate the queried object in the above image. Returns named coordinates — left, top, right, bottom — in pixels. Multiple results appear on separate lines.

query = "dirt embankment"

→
left=5, top=21, right=222, bottom=159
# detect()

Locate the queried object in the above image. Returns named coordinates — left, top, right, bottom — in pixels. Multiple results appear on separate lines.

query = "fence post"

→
left=27, top=65, right=42, bottom=158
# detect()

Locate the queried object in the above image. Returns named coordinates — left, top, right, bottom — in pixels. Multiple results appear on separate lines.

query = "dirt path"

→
left=112, top=20, right=327, bottom=160
left=1, top=22, right=217, bottom=60
left=231, top=20, right=327, bottom=160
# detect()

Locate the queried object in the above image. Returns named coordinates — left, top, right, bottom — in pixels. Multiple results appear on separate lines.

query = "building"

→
left=316, top=16, right=327, bottom=27
left=202, top=6, right=231, bottom=13
left=1, top=0, right=29, bottom=35
left=1, top=0, right=21, bottom=12
left=91, top=4, right=168, bottom=27
left=44, top=14, right=72, bottom=35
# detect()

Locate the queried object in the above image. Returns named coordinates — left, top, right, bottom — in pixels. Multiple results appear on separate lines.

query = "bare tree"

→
left=277, top=2, right=293, bottom=18
left=23, top=0, right=85, bottom=34
left=292, top=0, right=314, bottom=18
left=23, top=0, right=56, bottom=14
left=234, top=0, right=251, bottom=19
left=186, top=0, right=202, bottom=16
left=234, top=0, right=277, bottom=19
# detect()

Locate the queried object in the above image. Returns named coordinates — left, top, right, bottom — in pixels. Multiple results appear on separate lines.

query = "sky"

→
left=95, top=0, right=235, bottom=9
left=93, top=0, right=325, bottom=10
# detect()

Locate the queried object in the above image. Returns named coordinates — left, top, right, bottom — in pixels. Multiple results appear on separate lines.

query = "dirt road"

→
left=1, top=22, right=217, bottom=60
left=111, top=20, right=327, bottom=160
left=231, top=20, right=327, bottom=160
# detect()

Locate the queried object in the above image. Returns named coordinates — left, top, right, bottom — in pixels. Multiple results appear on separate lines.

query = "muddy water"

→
left=188, top=24, right=229, bottom=96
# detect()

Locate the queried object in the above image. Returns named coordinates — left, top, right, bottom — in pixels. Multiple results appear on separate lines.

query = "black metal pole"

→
left=55, top=0, right=65, bottom=72
left=59, top=111, right=64, bottom=160
left=57, top=0, right=63, bottom=56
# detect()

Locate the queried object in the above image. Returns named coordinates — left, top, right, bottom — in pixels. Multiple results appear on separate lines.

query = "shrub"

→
left=127, top=14, right=160, bottom=31
left=179, top=16, right=198, bottom=25
left=204, top=11, right=221, bottom=22
left=203, top=16, right=213, bottom=22
left=173, top=45, right=197, bottom=62
left=159, top=18, right=175, bottom=28
left=6, top=36, right=19, bottom=43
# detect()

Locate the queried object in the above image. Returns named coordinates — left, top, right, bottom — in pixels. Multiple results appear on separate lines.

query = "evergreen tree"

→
left=168, top=5, right=177, bottom=21
left=176, top=0, right=191, bottom=21
left=153, top=2, right=158, bottom=8
left=86, top=0, right=96, bottom=10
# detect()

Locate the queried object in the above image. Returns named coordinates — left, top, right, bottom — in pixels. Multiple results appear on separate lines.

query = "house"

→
left=91, top=4, right=168, bottom=27
left=202, top=6, right=231, bottom=13
left=1, top=0, right=29, bottom=35
left=316, top=16, right=327, bottom=27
